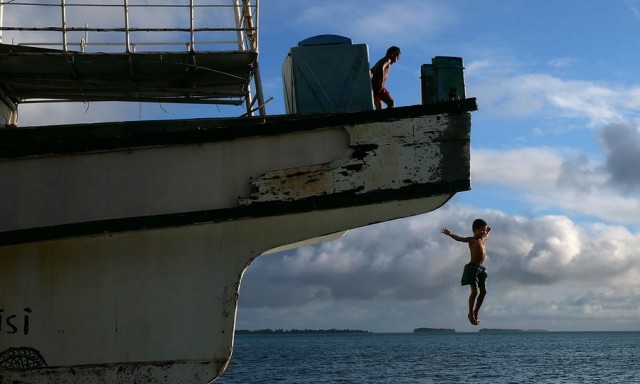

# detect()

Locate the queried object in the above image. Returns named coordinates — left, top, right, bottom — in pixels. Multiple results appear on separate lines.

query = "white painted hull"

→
left=0, top=101, right=475, bottom=382
left=0, top=195, right=451, bottom=383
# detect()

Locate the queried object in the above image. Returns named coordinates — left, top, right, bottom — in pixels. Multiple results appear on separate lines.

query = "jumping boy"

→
left=441, top=219, right=491, bottom=325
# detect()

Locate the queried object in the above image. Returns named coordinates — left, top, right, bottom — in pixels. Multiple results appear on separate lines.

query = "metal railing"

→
left=0, top=0, right=258, bottom=53
left=0, top=0, right=265, bottom=116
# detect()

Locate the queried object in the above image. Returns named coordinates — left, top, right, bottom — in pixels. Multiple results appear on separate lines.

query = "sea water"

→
left=215, top=332, right=640, bottom=383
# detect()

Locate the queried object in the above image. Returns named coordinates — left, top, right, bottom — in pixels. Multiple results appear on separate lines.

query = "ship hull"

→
left=0, top=100, right=475, bottom=383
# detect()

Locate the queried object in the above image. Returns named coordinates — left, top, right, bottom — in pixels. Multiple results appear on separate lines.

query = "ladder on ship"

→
left=0, top=0, right=265, bottom=126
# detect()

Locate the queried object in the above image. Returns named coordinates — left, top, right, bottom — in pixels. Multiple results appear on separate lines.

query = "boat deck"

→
left=0, top=98, right=478, bottom=159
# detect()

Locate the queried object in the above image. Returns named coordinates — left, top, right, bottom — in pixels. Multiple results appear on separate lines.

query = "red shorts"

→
left=373, top=85, right=392, bottom=106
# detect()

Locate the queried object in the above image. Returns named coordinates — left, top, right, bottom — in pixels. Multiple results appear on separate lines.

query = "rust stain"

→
left=0, top=359, right=227, bottom=383
left=221, top=286, right=238, bottom=319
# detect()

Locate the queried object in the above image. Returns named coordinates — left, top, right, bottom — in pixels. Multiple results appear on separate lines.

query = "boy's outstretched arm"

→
left=441, top=227, right=471, bottom=243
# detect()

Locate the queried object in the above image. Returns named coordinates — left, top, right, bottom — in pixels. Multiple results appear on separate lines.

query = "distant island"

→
left=479, top=328, right=548, bottom=333
left=413, top=328, right=456, bottom=333
left=235, top=328, right=370, bottom=335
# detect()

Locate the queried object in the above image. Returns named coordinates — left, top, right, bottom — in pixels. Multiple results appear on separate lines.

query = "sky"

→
left=9, top=0, right=640, bottom=332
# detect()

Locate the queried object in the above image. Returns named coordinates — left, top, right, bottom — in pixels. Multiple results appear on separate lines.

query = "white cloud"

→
left=472, top=147, right=563, bottom=187
left=237, top=206, right=640, bottom=332
left=294, top=0, right=458, bottom=48
left=467, top=56, right=640, bottom=128
left=471, top=145, right=640, bottom=225
left=17, top=102, right=137, bottom=127
left=546, top=57, right=576, bottom=69
left=15, top=99, right=246, bottom=126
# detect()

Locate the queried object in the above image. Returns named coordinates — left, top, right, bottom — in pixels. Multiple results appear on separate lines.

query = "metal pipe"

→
left=254, top=0, right=259, bottom=52
left=189, top=0, right=195, bottom=52
left=0, top=27, right=249, bottom=33
left=61, top=0, right=67, bottom=52
left=242, top=0, right=264, bottom=116
left=124, top=0, right=130, bottom=53
left=0, top=1, right=4, bottom=44
left=81, top=22, right=88, bottom=53
left=232, top=0, right=244, bottom=51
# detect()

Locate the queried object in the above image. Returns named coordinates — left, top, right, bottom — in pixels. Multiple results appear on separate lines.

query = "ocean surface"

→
left=215, top=332, right=640, bottom=383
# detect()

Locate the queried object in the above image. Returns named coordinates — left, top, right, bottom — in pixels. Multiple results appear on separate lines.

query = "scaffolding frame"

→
left=0, top=0, right=265, bottom=116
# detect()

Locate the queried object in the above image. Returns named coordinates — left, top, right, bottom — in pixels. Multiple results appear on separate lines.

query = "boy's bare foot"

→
left=474, top=311, right=480, bottom=325
left=467, top=313, right=478, bottom=325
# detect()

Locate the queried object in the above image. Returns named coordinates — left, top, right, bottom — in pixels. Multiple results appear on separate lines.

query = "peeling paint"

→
left=221, top=286, right=238, bottom=319
left=239, top=112, right=470, bottom=205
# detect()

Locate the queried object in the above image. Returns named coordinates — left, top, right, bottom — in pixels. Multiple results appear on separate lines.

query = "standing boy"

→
left=441, top=219, right=491, bottom=325
left=371, top=46, right=401, bottom=109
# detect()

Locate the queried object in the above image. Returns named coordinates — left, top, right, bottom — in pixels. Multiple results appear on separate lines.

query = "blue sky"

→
left=14, top=1, right=640, bottom=332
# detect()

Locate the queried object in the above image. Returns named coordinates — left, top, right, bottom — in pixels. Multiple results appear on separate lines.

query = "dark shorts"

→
left=461, top=263, right=487, bottom=287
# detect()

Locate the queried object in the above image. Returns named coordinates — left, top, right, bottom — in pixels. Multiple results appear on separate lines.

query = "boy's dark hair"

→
left=472, top=219, right=487, bottom=231
left=387, top=46, right=401, bottom=57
